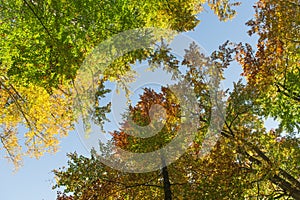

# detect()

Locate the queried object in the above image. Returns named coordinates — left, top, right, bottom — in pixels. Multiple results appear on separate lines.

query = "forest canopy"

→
left=0, top=0, right=299, bottom=199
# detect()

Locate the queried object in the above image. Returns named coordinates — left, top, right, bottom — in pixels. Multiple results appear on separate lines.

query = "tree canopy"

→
left=0, top=0, right=299, bottom=199
left=53, top=0, right=300, bottom=199
left=54, top=41, right=300, bottom=199
left=0, top=0, right=239, bottom=166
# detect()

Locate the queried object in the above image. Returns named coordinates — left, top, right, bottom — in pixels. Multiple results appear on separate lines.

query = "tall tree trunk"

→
left=161, top=157, right=172, bottom=200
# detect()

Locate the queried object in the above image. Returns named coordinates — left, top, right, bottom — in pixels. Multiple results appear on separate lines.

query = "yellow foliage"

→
left=0, top=79, right=74, bottom=168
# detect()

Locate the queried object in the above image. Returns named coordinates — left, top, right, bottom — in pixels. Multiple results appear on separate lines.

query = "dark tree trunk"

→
left=161, top=157, right=172, bottom=200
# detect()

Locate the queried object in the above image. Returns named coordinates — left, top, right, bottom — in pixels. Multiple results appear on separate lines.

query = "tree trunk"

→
left=161, top=157, right=172, bottom=200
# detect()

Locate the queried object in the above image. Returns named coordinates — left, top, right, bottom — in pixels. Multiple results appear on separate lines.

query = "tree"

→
left=54, top=41, right=300, bottom=199
left=0, top=78, right=74, bottom=167
left=1, top=0, right=238, bottom=90
left=0, top=0, right=239, bottom=167
left=53, top=42, right=223, bottom=200
left=53, top=0, right=300, bottom=197
left=233, top=0, right=300, bottom=133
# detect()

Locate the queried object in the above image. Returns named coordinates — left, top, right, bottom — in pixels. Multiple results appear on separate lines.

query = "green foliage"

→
left=54, top=42, right=300, bottom=199
left=54, top=1, right=300, bottom=196
left=235, top=0, right=300, bottom=133
left=2, top=0, right=299, bottom=199
left=0, top=0, right=239, bottom=166
left=0, top=0, right=226, bottom=166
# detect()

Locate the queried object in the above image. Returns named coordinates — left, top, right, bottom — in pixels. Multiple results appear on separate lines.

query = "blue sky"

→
left=0, top=1, right=272, bottom=199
